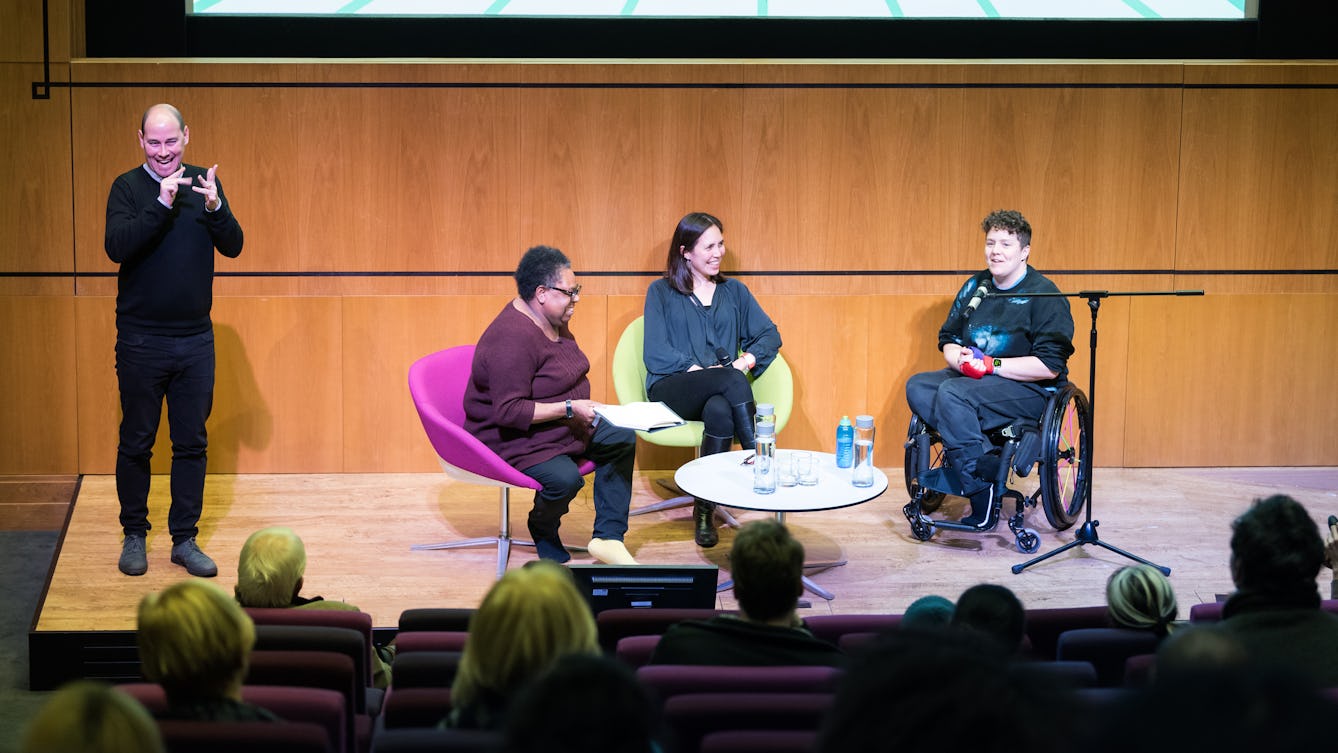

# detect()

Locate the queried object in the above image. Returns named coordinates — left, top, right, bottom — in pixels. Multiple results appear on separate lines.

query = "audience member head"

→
left=665, top=211, right=726, bottom=293
left=1153, top=624, right=1248, bottom=684
left=235, top=526, right=307, bottom=608
left=503, top=653, right=660, bottom=753
left=901, top=594, right=954, bottom=631
left=1229, top=494, right=1324, bottom=593
left=137, top=579, right=256, bottom=703
left=19, top=681, right=163, bottom=753
left=730, top=519, right=804, bottom=623
left=819, top=630, right=1077, bottom=753
left=951, top=583, right=1026, bottom=655
left=1106, top=564, right=1178, bottom=636
left=514, top=245, right=571, bottom=302
left=451, top=560, right=599, bottom=721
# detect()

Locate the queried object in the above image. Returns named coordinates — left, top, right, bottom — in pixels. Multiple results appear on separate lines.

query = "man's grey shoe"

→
left=170, top=538, right=218, bottom=577
left=119, top=534, right=148, bottom=576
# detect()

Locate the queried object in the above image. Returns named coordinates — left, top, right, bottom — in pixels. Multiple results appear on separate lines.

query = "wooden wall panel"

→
left=0, top=65, right=74, bottom=275
left=75, top=297, right=345, bottom=475
left=210, top=297, right=345, bottom=472
left=341, top=294, right=517, bottom=473
left=1125, top=294, right=1338, bottom=467
left=1177, top=87, right=1338, bottom=271
left=70, top=75, right=526, bottom=280
left=9, top=60, right=1338, bottom=477
left=1, top=0, right=70, bottom=62
left=0, top=297, right=78, bottom=473
left=74, top=297, right=118, bottom=475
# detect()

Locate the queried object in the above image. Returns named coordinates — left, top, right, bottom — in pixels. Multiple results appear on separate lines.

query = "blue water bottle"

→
left=835, top=415, right=854, bottom=468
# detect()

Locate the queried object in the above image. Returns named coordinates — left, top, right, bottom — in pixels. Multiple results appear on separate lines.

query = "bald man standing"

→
left=105, top=103, right=243, bottom=577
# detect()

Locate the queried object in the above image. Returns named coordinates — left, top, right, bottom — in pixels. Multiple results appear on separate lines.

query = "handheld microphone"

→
left=715, top=347, right=733, bottom=367
left=963, top=282, right=990, bottom=320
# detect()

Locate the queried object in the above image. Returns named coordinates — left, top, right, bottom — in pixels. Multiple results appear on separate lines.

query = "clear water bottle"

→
left=835, top=415, right=854, bottom=468
left=851, top=414, right=875, bottom=488
left=754, top=403, right=775, bottom=446
left=752, top=421, right=777, bottom=494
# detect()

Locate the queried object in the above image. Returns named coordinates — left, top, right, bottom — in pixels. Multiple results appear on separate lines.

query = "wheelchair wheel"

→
left=1038, top=383, right=1091, bottom=530
left=904, top=415, right=946, bottom=513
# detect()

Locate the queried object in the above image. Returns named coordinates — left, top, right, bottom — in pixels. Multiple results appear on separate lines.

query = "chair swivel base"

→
left=413, top=536, right=586, bottom=580
left=629, top=478, right=741, bottom=528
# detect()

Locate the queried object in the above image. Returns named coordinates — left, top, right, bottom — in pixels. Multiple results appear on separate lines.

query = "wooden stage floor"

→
left=37, top=466, right=1338, bottom=638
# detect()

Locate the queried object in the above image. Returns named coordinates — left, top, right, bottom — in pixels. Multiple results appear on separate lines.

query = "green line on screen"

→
left=1227, top=0, right=1245, bottom=9
left=1121, top=0, right=1160, bottom=18
left=759, top=0, right=768, bottom=16
left=885, top=0, right=904, bottom=17
left=193, top=0, right=223, bottom=11
left=621, top=0, right=638, bottom=14
left=337, top=0, right=375, bottom=12
left=977, top=0, right=999, bottom=18
left=485, top=0, right=511, bottom=13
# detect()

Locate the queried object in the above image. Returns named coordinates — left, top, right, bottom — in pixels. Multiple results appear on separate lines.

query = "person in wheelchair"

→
left=905, top=210, right=1074, bottom=527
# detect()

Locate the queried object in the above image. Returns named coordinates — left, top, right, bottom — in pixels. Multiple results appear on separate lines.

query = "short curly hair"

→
left=515, top=245, right=571, bottom=302
left=981, top=210, right=1032, bottom=248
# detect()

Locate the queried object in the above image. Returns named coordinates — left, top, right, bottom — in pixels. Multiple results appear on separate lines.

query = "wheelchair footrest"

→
left=916, top=467, right=965, bottom=497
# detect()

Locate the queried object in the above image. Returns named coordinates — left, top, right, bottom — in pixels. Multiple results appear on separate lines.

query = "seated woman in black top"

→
left=643, top=212, right=782, bottom=548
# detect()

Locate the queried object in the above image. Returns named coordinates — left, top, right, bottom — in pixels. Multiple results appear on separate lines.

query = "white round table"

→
left=674, top=449, right=888, bottom=600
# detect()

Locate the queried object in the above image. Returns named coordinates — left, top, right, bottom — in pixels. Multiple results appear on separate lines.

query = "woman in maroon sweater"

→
left=464, top=246, right=637, bottom=565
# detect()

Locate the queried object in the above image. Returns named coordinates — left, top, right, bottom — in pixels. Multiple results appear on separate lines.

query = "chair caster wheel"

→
left=903, top=502, right=936, bottom=542
left=1016, top=529, right=1040, bottom=553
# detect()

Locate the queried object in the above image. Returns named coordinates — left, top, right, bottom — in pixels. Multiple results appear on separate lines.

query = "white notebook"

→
left=594, top=401, right=686, bottom=432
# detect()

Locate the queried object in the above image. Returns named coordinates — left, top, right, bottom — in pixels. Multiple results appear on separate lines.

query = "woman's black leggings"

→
left=648, top=367, right=755, bottom=442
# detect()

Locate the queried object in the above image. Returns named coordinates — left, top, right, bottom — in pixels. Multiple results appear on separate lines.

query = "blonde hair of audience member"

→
left=235, top=525, right=307, bottom=608
left=1106, top=564, right=1178, bottom=636
left=137, top=578, right=256, bottom=702
left=451, top=561, right=599, bottom=713
left=20, top=680, right=164, bottom=753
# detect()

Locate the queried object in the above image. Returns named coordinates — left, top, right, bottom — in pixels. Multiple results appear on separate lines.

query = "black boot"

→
left=730, top=400, right=758, bottom=450
left=693, top=433, right=734, bottom=548
left=945, top=448, right=995, bottom=527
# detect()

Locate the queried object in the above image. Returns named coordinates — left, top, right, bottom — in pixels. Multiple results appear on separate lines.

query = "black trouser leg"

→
left=693, top=433, right=734, bottom=548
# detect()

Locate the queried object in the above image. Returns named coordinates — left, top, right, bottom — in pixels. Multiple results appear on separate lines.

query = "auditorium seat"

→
left=1022, top=605, right=1110, bottom=660
left=835, top=632, right=877, bottom=653
left=699, top=729, right=818, bottom=753
left=253, top=624, right=378, bottom=715
left=397, top=608, right=474, bottom=633
left=1188, top=599, right=1338, bottom=623
left=157, top=719, right=332, bottom=753
left=246, top=650, right=363, bottom=753
left=390, top=651, right=461, bottom=689
left=803, top=613, right=901, bottom=646
left=370, top=727, right=502, bottom=753
left=1011, top=659, right=1098, bottom=689
left=381, top=687, right=453, bottom=729
left=636, top=665, right=842, bottom=705
left=245, top=608, right=375, bottom=679
left=393, top=631, right=469, bottom=654
left=662, top=692, right=833, bottom=753
left=119, top=683, right=346, bottom=753
left=1056, top=628, right=1162, bottom=687
left=615, top=634, right=662, bottom=668
left=596, top=607, right=724, bottom=653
